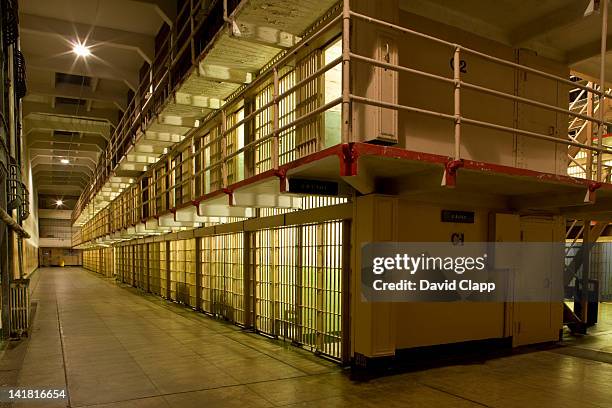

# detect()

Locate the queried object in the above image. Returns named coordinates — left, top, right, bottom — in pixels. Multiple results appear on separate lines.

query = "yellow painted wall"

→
left=351, top=195, right=564, bottom=358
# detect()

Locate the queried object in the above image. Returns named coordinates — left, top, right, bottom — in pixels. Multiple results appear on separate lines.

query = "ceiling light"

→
left=60, top=159, right=70, bottom=164
left=56, top=200, right=64, bottom=207
left=73, top=43, right=91, bottom=57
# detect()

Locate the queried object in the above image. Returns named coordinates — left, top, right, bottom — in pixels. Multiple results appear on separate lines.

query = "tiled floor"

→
left=4, top=267, right=612, bottom=407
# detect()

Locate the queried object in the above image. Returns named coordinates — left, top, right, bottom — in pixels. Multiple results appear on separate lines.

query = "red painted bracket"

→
left=441, top=159, right=464, bottom=187
left=275, top=168, right=289, bottom=193
left=585, top=181, right=602, bottom=203
left=340, top=143, right=358, bottom=177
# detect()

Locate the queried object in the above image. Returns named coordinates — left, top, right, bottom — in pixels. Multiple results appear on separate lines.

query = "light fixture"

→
left=55, top=199, right=64, bottom=207
left=60, top=158, right=70, bottom=164
left=72, top=43, right=91, bottom=57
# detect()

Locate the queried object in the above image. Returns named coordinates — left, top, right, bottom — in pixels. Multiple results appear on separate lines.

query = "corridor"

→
left=4, top=267, right=612, bottom=408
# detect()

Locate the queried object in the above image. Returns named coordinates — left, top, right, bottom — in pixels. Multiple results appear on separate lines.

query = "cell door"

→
left=513, top=217, right=564, bottom=346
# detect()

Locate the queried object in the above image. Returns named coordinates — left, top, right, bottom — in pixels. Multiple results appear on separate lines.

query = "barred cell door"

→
left=252, top=221, right=346, bottom=361
left=295, top=50, right=323, bottom=158
left=149, top=242, right=161, bottom=295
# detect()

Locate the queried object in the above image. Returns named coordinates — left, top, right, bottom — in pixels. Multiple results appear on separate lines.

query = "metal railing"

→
left=7, top=163, right=29, bottom=220
left=73, top=0, right=242, bottom=222
left=344, top=3, right=612, bottom=182
left=75, top=1, right=612, bottom=244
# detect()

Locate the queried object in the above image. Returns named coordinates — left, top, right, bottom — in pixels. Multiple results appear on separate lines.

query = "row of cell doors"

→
left=113, top=220, right=346, bottom=361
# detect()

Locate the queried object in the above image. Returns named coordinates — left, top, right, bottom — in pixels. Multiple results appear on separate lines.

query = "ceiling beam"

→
left=25, top=116, right=111, bottom=140
left=35, top=177, right=88, bottom=188
left=23, top=101, right=118, bottom=124
left=34, top=170, right=90, bottom=182
left=29, top=140, right=102, bottom=153
left=567, top=34, right=612, bottom=65
left=20, top=13, right=155, bottom=63
left=32, top=164, right=93, bottom=179
left=128, top=0, right=176, bottom=26
left=26, top=130, right=107, bottom=149
left=29, top=148, right=99, bottom=161
left=28, top=80, right=127, bottom=111
left=32, top=157, right=96, bottom=171
left=509, top=1, right=591, bottom=46
left=24, top=52, right=139, bottom=91
left=37, top=184, right=84, bottom=195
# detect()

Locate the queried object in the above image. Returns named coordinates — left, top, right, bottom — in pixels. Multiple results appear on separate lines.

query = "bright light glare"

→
left=72, top=43, right=91, bottom=57
left=55, top=200, right=64, bottom=206
left=60, top=159, right=70, bottom=164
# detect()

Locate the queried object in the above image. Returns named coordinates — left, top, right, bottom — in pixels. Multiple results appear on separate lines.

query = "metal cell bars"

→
left=160, top=242, right=169, bottom=298
left=296, top=50, right=323, bottom=158
left=259, top=196, right=349, bottom=217
left=135, top=244, right=147, bottom=291
left=185, top=239, right=197, bottom=306
left=253, top=68, right=296, bottom=173
left=193, top=124, right=223, bottom=195
left=169, top=240, right=183, bottom=302
left=254, top=82, right=274, bottom=174
left=169, top=239, right=196, bottom=306
left=141, top=176, right=152, bottom=220
left=131, top=184, right=142, bottom=224
left=116, top=246, right=128, bottom=283
left=154, top=162, right=170, bottom=215
left=224, top=107, right=245, bottom=185
left=149, top=242, right=161, bottom=295
left=278, top=70, right=297, bottom=165
left=252, top=221, right=344, bottom=360
left=346, top=7, right=612, bottom=181
left=83, top=250, right=94, bottom=272
left=126, top=246, right=135, bottom=286
left=200, top=233, right=245, bottom=324
left=169, top=144, right=193, bottom=208
left=103, top=247, right=114, bottom=278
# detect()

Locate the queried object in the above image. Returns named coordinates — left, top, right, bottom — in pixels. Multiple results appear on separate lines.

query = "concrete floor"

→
left=2, top=267, right=612, bottom=408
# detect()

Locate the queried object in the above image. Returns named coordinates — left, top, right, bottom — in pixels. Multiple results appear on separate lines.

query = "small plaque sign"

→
left=288, top=178, right=338, bottom=196
left=441, top=210, right=475, bottom=224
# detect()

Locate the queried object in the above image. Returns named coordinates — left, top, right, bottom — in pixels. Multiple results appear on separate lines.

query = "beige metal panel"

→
left=351, top=0, right=399, bottom=144
left=512, top=216, right=564, bottom=346
left=516, top=50, right=570, bottom=175
left=395, top=11, right=516, bottom=164
left=351, top=195, right=397, bottom=359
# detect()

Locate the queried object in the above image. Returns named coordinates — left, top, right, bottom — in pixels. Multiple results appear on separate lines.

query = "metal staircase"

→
left=563, top=220, right=608, bottom=332
left=567, top=78, right=612, bottom=179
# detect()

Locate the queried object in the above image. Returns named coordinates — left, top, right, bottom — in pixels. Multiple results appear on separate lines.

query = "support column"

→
left=581, top=220, right=591, bottom=323
left=351, top=195, right=397, bottom=367
left=242, top=232, right=253, bottom=328
left=341, top=219, right=352, bottom=364
left=195, top=237, right=202, bottom=311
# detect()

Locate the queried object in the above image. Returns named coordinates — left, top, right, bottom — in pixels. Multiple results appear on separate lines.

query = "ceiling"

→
left=399, top=0, right=612, bottom=82
left=20, top=0, right=173, bottom=197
